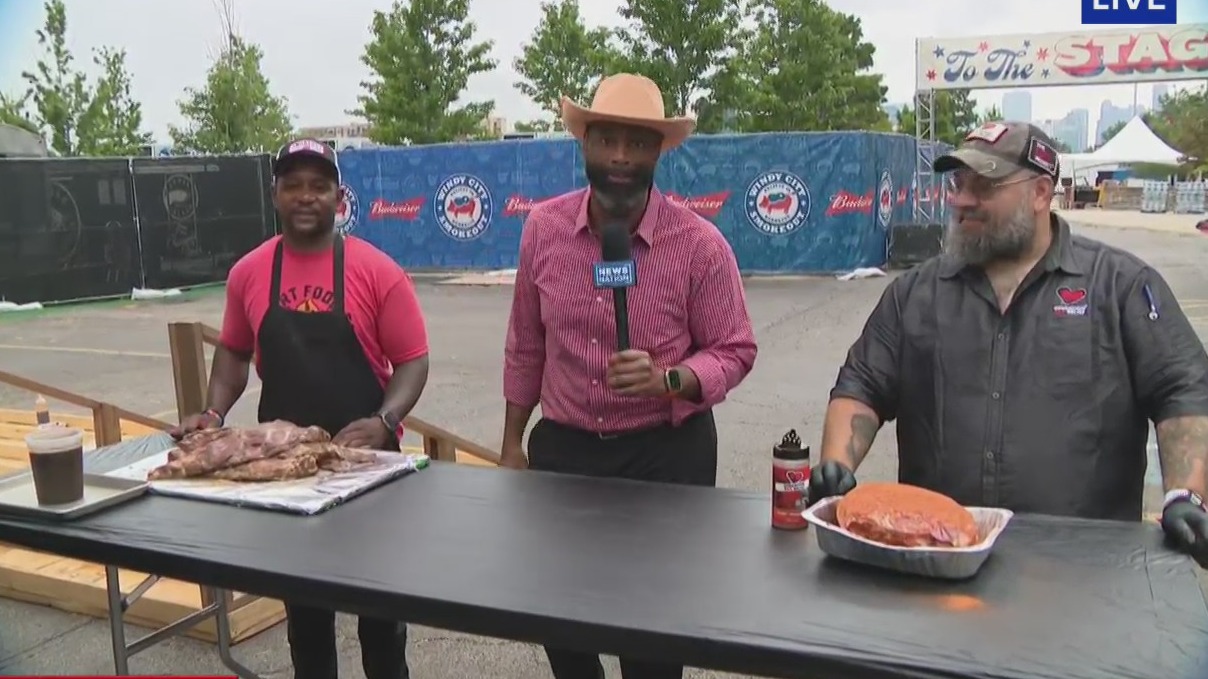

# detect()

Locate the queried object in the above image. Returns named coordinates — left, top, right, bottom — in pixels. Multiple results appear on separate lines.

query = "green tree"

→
left=1097, top=119, right=1128, bottom=149
left=0, top=93, right=39, bottom=135
left=696, top=0, right=888, bottom=133
left=77, top=47, right=154, bottom=156
left=20, top=0, right=87, bottom=155
left=168, top=35, right=294, bottom=154
left=13, top=0, right=149, bottom=156
left=514, top=0, right=616, bottom=126
left=894, top=90, right=979, bottom=146
left=514, top=119, right=554, bottom=133
left=610, top=0, right=743, bottom=117
left=352, top=0, right=498, bottom=145
left=1149, top=89, right=1208, bottom=173
left=977, top=104, right=1003, bottom=124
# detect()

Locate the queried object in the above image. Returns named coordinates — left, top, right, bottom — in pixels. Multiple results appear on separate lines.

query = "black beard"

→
left=584, top=162, right=653, bottom=216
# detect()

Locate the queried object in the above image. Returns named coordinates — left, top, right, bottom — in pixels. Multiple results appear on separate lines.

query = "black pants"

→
left=528, top=410, right=719, bottom=679
left=285, top=602, right=408, bottom=679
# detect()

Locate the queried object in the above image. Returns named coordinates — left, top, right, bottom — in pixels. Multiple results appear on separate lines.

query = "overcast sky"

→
left=1, top=0, right=1205, bottom=142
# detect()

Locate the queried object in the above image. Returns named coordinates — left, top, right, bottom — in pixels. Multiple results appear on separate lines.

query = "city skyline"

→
left=958, top=81, right=1187, bottom=153
left=881, top=78, right=1195, bottom=155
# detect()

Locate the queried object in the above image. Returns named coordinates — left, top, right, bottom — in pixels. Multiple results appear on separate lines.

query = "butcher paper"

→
left=103, top=447, right=428, bottom=515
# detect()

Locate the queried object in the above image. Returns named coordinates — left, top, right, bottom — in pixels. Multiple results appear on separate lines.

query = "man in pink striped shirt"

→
left=501, top=73, right=757, bottom=679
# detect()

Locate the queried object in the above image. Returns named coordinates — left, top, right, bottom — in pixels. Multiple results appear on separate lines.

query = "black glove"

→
left=1161, top=498, right=1208, bottom=568
left=808, top=460, right=857, bottom=505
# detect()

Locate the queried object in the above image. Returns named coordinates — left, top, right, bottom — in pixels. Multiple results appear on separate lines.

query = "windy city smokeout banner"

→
left=914, top=23, right=1208, bottom=90
left=334, top=132, right=920, bottom=274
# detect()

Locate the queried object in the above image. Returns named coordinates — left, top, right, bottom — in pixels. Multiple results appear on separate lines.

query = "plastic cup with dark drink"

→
left=25, top=424, right=85, bottom=505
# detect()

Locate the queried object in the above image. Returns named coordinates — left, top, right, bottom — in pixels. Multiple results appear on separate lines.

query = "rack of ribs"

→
left=148, top=420, right=379, bottom=482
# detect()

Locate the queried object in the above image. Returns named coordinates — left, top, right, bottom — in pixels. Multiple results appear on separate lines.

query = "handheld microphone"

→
left=595, top=223, right=636, bottom=351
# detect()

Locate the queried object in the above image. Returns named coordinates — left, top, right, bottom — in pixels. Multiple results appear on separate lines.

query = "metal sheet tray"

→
left=0, top=472, right=148, bottom=521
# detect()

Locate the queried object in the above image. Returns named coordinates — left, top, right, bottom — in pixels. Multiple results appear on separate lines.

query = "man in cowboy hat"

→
left=500, top=73, right=757, bottom=679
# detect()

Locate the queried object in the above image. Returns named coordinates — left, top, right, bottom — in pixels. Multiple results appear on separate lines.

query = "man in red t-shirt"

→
left=171, top=138, right=429, bottom=679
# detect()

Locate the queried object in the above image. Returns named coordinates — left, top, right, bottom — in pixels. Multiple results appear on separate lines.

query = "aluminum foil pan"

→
left=801, top=495, right=1014, bottom=580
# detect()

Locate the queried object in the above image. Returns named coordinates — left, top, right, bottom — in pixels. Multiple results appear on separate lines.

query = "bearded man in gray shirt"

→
left=810, top=121, right=1208, bottom=566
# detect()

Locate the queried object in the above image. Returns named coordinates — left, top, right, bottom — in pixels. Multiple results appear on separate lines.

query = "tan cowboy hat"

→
left=560, top=73, right=696, bottom=152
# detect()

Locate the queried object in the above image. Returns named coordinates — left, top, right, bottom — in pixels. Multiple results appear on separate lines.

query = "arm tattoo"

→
left=1155, top=416, right=1208, bottom=493
left=846, top=413, right=880, bottom=469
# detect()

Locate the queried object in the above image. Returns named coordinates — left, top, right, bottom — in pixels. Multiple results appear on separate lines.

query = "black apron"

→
left=256, top=236, right=390, bottom=441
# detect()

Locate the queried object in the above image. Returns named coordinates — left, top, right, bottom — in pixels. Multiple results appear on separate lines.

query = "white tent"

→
left=1059, top=116, right=1187, bottom=177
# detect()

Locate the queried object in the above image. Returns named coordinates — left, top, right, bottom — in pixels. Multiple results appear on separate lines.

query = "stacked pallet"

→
left=0, top=407, right=284, bottom=643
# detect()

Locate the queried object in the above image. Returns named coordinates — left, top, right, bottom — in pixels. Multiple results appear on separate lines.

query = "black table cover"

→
left=0, top=433, right=1204, bottom=679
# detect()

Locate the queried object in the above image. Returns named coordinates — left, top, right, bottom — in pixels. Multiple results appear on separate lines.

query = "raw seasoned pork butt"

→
left=835, top=482, right=980, bottom=548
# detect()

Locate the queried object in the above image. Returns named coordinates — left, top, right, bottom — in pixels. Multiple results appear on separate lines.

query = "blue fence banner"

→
left=335, top=131, right=933, bottom=274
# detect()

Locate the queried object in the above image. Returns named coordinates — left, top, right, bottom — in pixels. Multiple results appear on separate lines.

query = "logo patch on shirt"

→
left=1053, top=287, right=1089, bottom=317
left=280, top=285, right=334, bottom=313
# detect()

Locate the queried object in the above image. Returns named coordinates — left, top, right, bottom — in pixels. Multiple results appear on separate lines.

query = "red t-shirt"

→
left=220, top=235, right=428, bottom=387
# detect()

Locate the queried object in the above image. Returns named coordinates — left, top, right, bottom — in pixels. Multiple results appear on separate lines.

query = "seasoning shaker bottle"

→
left=772, top=429, right=811, bottom=530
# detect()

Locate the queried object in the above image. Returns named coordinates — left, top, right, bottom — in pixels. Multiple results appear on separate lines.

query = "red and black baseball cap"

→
left=933, top=121, right=1060, bottom=181
left=272, top=137, right=340, bottom=182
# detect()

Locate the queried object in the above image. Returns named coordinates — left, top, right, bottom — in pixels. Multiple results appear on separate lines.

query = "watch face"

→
left=668, top=370, right=682, bottom=391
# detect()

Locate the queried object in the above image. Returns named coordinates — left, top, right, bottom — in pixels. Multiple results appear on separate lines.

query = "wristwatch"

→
left=663, top=368, right=683, bottom=396
left=376, top=410, right=400, bottom=433
left=1163, top=489, right=1206, bottom=512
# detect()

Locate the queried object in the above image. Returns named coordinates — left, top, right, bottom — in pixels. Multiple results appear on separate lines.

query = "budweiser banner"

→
left=334, top=132, right=925, bottom=273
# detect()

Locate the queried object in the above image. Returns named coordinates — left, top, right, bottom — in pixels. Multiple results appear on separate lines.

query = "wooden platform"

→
left=404, top=446, right=495, bottom=467
left=0, top=407, right=285, bottom=643
left=0, top=407, right=160, bottom=466
left=453, top=449, right=496, bottom=467
left=0, top=547, right=283, bottom=642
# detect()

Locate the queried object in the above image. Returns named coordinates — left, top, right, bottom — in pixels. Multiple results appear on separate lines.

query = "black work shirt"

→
left=832, top=214, right=1208, bottom=520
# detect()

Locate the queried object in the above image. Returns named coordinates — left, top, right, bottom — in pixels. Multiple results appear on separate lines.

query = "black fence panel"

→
left=0, top=159, right=141, bottom=304
left=258, top=153, right=281, bottom=236
left=887, top=221, right=945, bottom=269
left=132, top=155, right=275, bottom=290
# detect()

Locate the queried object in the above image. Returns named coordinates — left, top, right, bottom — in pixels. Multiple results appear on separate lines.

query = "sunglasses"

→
left=945, top=171, right=1043, bottom=200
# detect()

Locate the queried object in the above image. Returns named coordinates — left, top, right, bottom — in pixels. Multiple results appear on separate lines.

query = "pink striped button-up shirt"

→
left=504, top=186, right=757, bottom=433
